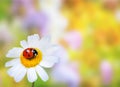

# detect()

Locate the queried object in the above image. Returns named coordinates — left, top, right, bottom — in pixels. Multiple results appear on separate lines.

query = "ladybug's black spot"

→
left=32, top=49, right=38, bottom=56
left=28, top=49, right=38, bottom=60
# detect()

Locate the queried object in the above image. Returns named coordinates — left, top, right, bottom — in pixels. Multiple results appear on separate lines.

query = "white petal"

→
left=40, top=56, right=58, bottom=68
left=31, top=34, right=40, bottom=40
left=7, top=63, right=22, bottom=77
left=43, top=56, right=58, bottom=63
left=5, top=59, right=19, bottom=67
left=44, top=45, right=60, bottom=56
left=45, top=45, right=69, bottom=64
left=35, top=65, right=49, bottom=81
left=27, top=68, right=37, bottom=82
left=14, top=65, right=27, bottom=82
left=40, top=35, right=51, bottom=43
left=27, top=34, right=40, bottom=47
left=40, top=61, right=54, bottom=68
left=6, top=47, right=23, bottom=58
left=39, top=35, right=51, bottom=49
left=20, top=40, right=28, bottom=48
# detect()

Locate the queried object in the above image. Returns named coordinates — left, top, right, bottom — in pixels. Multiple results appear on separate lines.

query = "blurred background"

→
left=0, top=0, right=120, bottom=87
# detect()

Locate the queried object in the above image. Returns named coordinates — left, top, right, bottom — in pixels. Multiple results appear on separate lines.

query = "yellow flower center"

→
left=20, top=48, right=42, bottom=68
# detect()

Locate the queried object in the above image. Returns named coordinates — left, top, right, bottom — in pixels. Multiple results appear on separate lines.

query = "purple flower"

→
left=51, top=47, right=80, bottom=87
left=22, top=11, right=48, bottom=36
left=52, top=63, right=80, bottom=87
left=12, top=0, right=49, bottom=36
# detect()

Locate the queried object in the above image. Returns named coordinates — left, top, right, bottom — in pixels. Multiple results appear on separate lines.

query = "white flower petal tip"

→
left=14, top=67, right=27, bottom=82
left=41, top=35, right=51, bottom=42
left=6, top=48, right=23, bottom=58
left=40, top=56, right=59, bottom=68
left=36, top=66, right=49, bottom=82
left=27, top=68, right=37, bottom=82
left=5, top=34, right=61, bottom=82
left=28, top=34, right=40, bottom=42
left=5, top=59, right=19, bottom=67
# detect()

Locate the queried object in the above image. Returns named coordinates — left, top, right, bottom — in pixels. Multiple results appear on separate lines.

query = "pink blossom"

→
left=100, top=60, right=113, bottom=85
left=63, top=31, right=82, bottom=50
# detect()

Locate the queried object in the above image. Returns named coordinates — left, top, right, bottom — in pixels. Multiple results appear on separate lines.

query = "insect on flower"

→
left=5, top=34, right=60, bottom=82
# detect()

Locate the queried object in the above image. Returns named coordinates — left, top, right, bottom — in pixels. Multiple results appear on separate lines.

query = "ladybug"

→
left=23, top=48, right=38, bottom=59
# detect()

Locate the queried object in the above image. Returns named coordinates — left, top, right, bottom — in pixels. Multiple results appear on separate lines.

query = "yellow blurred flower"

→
left=81, top=75, right=100, bottom=87
left=81, top=49, right=100, bottom=68
left=93, top=28, right=120, bottom=47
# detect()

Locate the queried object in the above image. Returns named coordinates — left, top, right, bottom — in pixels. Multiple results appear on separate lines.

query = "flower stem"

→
left=32, top=82, right=35, bottom=87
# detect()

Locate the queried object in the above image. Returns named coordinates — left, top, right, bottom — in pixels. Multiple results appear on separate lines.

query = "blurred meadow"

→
left=0, top=0, right=120, bottom=87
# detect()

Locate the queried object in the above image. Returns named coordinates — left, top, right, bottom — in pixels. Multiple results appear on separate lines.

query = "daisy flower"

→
left=5, top=34, right=59, bottom=82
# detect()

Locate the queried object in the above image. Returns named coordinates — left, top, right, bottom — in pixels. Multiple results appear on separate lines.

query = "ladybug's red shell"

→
left=23, top=48, right=38, bottom=59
